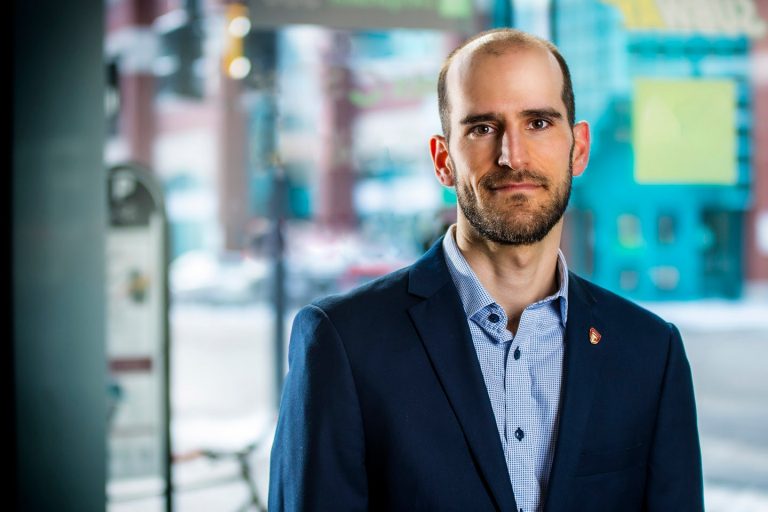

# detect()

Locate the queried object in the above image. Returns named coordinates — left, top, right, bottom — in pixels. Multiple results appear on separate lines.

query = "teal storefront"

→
left=555, top=0, right=759, bottom=300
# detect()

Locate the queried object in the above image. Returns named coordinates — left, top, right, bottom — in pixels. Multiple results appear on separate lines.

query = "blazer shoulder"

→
left=312, top=265, right=414, bottom=319
left=312, top=237, right=451, bottom=317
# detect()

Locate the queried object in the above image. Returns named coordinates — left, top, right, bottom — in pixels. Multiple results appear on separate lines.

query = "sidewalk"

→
left=706, top=485, right=768, bottom=512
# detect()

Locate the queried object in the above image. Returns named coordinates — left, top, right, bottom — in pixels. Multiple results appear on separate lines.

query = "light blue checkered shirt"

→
left=442, top=226, right=568, bottom=512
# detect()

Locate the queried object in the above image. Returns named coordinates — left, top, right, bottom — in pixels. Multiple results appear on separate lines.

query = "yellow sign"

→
left=602, top=0, right=766, bottom=37
left=633, top=79, right=736, bottom=184
left=602, top=0, right=665, bottom=30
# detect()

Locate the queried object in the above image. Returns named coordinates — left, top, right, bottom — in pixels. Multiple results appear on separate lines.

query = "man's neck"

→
left=453, top=219, right=563, bottom=333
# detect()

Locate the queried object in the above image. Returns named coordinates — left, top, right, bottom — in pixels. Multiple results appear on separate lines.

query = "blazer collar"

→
left=407, top=238, right=518, bottom=511
left=409, top=241, right=611, bottom=510
left=544, top=272, right=608, bottom=511
left=407, top=237, right=452, bottom=298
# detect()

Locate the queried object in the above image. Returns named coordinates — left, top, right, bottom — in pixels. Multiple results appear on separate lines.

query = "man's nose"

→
left=497, top=129, right=528, bottom=169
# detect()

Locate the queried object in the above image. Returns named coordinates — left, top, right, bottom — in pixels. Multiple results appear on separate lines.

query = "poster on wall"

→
left=633, top=78, right=736, bottom=184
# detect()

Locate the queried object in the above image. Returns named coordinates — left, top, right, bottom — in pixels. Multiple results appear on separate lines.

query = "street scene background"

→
left=99, top=0, right=768, bottom=510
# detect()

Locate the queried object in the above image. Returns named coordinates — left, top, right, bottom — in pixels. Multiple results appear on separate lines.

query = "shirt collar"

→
left=442, top=225, right=569, bottom=326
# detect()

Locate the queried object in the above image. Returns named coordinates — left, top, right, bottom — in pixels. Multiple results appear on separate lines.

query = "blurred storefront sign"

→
left=603, top=0, right=767, bottom=37
left=106, top=164, right=172, bottom=510
left=248, top=0, right=474, bottom=31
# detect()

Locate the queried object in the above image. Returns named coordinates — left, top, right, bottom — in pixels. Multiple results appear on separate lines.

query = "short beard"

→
left=456, top=153, right=573, bottom=246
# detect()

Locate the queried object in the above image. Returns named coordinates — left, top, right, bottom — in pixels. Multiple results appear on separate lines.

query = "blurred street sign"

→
left=248, top=0, right=474, bottom=31
left=106, top=163, right=172, bottom=511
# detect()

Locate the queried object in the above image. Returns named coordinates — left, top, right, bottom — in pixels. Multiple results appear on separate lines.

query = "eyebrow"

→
left=521, top=108, right=563, bottom=120
left=459, top=108, right=563, bottom=126
left=459, top=113, right=501, bottom=126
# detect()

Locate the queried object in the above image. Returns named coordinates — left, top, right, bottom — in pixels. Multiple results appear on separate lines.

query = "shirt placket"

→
left=508, top=309, right=542, bottom=512
left=473, top=305, right=511, bottom=446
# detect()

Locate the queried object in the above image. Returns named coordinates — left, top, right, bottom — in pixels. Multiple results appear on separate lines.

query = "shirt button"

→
left=488, top=313, right=500, bottom=323
left=515, top=427, right=524, bottom=441
left=513, top=346, right=521, bottom=360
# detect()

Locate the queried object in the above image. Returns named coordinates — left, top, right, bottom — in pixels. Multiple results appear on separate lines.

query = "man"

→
left=269, top=28, right=703, bottom=511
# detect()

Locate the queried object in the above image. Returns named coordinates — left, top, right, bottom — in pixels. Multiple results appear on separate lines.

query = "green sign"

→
left=633, top=78, right=736, bottom=185
left=248, top=0, right=473, bottom=31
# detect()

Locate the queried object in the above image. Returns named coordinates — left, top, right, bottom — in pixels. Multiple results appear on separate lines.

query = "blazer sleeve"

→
left=268, top=304, right=368, bottom=512
left=644, top=323, right=704, bottom=511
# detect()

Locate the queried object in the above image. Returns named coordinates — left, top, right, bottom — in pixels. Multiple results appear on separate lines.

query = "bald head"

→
left=437, top=28, right=575, bottom=142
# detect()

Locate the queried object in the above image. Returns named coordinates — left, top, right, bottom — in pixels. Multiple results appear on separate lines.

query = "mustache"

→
left=479, top=168, right=549, bottom=190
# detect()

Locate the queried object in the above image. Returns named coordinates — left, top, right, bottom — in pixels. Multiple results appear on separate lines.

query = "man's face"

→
left=431, top=45, right=589, bottom=246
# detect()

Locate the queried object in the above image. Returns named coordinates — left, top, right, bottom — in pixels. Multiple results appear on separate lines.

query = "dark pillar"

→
left=13, top=0, right=108, bottom=509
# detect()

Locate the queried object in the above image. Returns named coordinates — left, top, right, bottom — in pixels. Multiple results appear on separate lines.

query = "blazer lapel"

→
left=544, top=273, right=607, bottom=510
left=407, top=241, right=517, bottom=512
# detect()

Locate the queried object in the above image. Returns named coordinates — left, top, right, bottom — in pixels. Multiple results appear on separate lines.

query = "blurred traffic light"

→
left=223, top=3, right=276, bottom=89
left=223, top=3, right=252, bottom=79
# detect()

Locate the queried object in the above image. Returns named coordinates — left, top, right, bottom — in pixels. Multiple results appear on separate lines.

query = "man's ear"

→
left=430, top=135, right=455, bottom=187
left=571, top=121, right=591, bottom=177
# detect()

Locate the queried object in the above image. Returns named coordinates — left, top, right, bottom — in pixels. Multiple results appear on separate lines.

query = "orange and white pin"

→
left=589, top=327, right=602, bottom=345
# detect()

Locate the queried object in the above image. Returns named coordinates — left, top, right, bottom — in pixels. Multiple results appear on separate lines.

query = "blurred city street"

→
left=14, top=0, right=768, bottom=509
left=156, top=296, right=768, bottom=512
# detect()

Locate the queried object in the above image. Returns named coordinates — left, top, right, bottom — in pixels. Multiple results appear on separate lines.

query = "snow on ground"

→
left=640, top=298, right=768, bottom=333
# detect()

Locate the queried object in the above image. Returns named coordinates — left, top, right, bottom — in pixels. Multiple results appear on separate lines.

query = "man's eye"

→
left=529, top=119, right=551, bottom=130
left=470, top=125, right=494, bottom=136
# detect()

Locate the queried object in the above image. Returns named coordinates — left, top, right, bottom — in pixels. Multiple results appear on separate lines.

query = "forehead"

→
left=446, top=44, right=565, bottom=119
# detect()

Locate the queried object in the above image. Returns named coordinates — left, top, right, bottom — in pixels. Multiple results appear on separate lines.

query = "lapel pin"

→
left=589, top=327, right=602, bottom=345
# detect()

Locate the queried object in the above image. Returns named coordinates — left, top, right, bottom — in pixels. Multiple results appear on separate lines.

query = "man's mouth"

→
left=481, top=169, right=549, bottom=192
left=489, top=181, right=542, bottom=192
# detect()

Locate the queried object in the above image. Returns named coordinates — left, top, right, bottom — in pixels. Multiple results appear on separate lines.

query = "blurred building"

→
left=105, top=0, right=486, bottom=263
left=555, top=0, right=767, bottom=300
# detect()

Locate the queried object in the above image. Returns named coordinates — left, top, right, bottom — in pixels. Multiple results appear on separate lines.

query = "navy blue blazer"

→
left=269, top=239, right=703, bottom=511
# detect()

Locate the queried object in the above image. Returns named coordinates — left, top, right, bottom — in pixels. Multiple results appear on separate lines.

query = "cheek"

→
left=454, top=173, right=480, bottom=201
left=457, top=137, right=496, bottom=159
